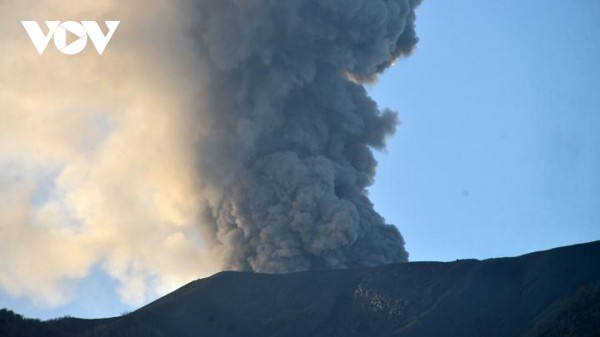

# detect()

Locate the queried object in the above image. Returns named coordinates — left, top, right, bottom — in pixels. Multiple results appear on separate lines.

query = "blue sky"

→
left=2, top=0, right=600, bottom=320
left=369, top=0, right=600, bottom=262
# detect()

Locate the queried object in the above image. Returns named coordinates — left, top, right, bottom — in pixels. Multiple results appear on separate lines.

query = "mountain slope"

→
left=4, top=240, right=600, bottom=337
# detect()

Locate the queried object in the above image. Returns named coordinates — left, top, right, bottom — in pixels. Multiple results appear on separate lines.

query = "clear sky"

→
left=369, top=0, right=600, bottom=262
left=2, top=0, right=600, bottom=320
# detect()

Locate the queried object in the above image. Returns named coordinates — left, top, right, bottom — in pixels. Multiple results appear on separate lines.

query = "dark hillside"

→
left=3, top=241, right=600, bottom=337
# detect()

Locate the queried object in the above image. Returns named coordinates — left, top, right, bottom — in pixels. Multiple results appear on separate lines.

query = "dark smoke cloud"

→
left=0, top=0, right=420, bottom=306
left=190, top=0, right=421, bottom=272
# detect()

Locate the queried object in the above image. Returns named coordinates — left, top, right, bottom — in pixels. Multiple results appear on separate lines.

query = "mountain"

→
left=2, top=241, right=600, bottom=337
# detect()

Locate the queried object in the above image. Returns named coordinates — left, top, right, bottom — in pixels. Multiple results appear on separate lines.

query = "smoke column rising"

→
left=193, top=0, right=421, bottom=272
left=0, top=0, right=420, bottom=307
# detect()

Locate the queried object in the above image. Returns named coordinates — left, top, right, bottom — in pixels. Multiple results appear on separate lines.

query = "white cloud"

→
left=0, top=0, right=219, bottom=307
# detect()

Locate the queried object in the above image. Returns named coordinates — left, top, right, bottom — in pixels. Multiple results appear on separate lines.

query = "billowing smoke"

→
left=0, top=0, right=420, bottom=308
left=192, top=0, right=420, bottom=272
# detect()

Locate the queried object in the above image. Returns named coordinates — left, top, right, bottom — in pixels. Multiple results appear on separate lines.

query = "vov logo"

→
left=21, top=21, right=120, bottom=55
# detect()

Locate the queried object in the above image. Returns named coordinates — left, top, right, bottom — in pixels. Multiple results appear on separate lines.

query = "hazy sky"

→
left=2, top=0, right=600, bottom=320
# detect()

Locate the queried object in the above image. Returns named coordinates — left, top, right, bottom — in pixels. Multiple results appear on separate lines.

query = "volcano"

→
left=2, top=240, right=600, bottom=337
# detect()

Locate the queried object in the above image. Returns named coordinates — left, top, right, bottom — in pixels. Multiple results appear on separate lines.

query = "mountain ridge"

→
left=2, top=240, right=600, bottom=336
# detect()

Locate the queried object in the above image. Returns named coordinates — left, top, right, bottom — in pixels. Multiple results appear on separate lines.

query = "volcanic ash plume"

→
left=192, top=0, right=421, bottom=272
left=0, top=0, right=420, bottom=307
